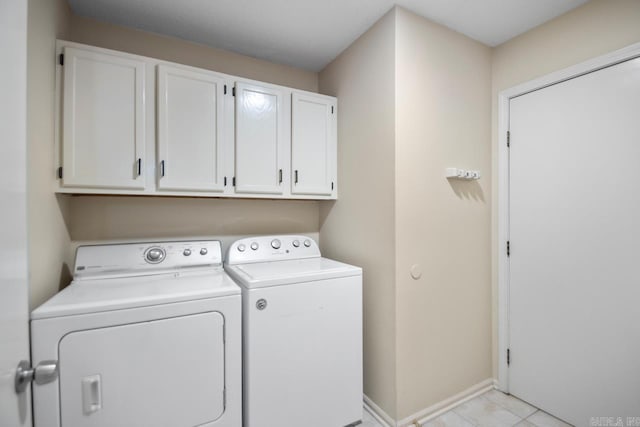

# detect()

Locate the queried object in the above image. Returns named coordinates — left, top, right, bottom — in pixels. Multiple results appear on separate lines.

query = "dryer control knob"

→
left=304, top=239, right=311, bottom=247
left=292, top=240, right=300, bottom=248
left=200, top=248, right=208, bottom=256
left=183, top=249, right=192, bottom=256
left=271, top=239, right=281, bottom=249
left=251, top=242, right=259, bottom=251
left=238, top=244, right=246, bottom=252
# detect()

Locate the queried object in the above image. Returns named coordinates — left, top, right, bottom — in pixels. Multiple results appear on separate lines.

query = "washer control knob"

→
left=304, top=239, right=311, bottom=247
left=271, top=239, right=281, bottom=249
left=292, top=240, right=300, bottom=248
left=250, top=242, right=259, bottom=251
left=145, top=247, right=165, bottom=263
left=200, top=248, right=208, bottom=256
left=183, top=249, right=192, bottom=256
left=238, top=244, right=246, bottom=252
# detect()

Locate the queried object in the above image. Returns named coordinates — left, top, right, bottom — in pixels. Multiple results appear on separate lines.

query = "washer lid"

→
left=31, top=269, right=240, bottom=320
left=224, top=257, right=362, bottom=288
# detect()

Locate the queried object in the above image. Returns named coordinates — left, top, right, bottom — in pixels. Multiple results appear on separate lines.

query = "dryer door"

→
left=58, top=312, right=225, bottom=427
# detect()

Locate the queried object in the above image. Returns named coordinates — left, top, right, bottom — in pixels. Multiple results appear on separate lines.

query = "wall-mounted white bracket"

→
left=445, top=168, right=481, bottom=180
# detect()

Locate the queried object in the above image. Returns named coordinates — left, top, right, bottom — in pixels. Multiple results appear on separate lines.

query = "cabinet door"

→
left=61, top=47, right=146, bottom=189
left=157, top=65, right=227, bottom=192
left=291, top=92, right=336, bottom=196
left=235, top=82, right=286, bottom=194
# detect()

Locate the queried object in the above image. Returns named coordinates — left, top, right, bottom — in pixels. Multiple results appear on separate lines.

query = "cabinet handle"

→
left=137, top=158, right=142, bottom=176
left=160, top=160, right=165, bottom=177
left=279, top=169, right=282, bottom=184
left=294, top=170, right=298, bottom=184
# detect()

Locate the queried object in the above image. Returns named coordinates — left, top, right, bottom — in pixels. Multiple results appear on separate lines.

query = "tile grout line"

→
left=484, top=392, right=538, bottom=423
left=450, top=404, right=481, bottom=427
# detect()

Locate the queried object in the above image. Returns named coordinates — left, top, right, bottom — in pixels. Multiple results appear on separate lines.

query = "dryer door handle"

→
left=82, top=374, right=102, bottom=414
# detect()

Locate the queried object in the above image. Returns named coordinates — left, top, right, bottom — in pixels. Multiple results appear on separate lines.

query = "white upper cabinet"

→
left=157, top=65, right=227, bottom=192
left=61, top=46, right=146, bottom=189
left=234, top=82, right=286, bottom=195
left=55, top=41, right=338, bottom=199
left=291, top=92, right=336, bottom=196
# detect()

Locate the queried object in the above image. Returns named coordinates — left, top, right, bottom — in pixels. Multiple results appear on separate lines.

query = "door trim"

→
left=496, top=41, right=640, bottom=392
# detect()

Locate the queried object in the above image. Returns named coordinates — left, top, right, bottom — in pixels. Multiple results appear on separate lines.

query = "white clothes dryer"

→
left=30, top=240, right=241, bottom=427
left=225, top=235, right=363, bottom=427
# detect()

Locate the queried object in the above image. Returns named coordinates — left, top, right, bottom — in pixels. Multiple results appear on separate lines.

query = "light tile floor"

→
left=364, top=390, right=573, bottom=427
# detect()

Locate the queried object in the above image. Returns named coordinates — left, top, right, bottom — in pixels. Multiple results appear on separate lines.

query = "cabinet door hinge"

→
left=57, top=167, right=63, bottom=179
left=507, top=130, right=511, bottom=148
left=224, top=84, right=227, bottom=95
left=507, top=241, right=510, bottom=257
left=58, top=54, right=64, bottom=66
left=507, top=348, right=511, bottom=366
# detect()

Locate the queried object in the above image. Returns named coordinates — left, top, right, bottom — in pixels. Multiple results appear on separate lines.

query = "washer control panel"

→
left=226, top=235, right=320, bottom=265
left=74, top=240, right=223, bottom=279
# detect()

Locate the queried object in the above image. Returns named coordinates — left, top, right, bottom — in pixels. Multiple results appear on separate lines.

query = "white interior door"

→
left=157, top=65, right=227, bottom=192
left=509, top=57, right=640, bottom=426
left=0, top=0, right=31, bottom=425
left=234, top=82, right=285, bottom=194
left=291, top=92, right=335, bottom=196
left=58, top=312, right=225, bottom=427
left=61, top=46, right=146, bottom=189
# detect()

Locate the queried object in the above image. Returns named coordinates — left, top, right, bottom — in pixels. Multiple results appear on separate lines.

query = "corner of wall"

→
left=393, top=7, right=492, bottom=419
left=318, top=7, right=398, bottom=420
left=27, top=0, right=74, bottom=309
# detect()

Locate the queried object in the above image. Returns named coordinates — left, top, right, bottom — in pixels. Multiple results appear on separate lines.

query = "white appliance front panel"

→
left=31, top=295, right=242, bottom=427
left=243, top=276, right=362, bottom=427
left=59, top=312, right=225, bottom=427
left=73, top=240, right=223, bottom=279
left=225, top=235, right=320, bottom=265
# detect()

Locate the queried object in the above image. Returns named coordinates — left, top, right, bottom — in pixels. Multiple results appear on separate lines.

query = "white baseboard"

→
left=363, top=395, right=395, bottom=427
left=364, top=378, right=496, bottom=427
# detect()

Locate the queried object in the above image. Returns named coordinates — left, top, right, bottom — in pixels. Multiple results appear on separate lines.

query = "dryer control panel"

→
left=226, top=235, right=320, bottom=265
left=74, top=240, right=223, bottom=279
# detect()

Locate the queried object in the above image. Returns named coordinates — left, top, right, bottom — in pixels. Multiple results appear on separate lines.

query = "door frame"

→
left=496, top=41, right=640, bottom=392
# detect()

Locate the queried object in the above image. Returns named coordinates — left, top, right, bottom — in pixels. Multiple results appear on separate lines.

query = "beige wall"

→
left=68, top=14, right=317, bottom=92
left=68, top=196, right=319, bottom=241
left=491, top=0, right=640, bottom=377
left=395, top=7, right=492, bottom=419
left=27, top=0, right=72, bottom=309
left=319, top=9, right=398, bottom=419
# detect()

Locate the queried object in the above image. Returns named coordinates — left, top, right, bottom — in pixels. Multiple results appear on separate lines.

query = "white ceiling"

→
left=67, top=0, right=589, bottom=71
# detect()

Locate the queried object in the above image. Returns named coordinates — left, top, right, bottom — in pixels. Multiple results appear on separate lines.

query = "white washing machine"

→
left=30, top=240, right=242, bottom=427
left=224, top=235, right=363, bottom=427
